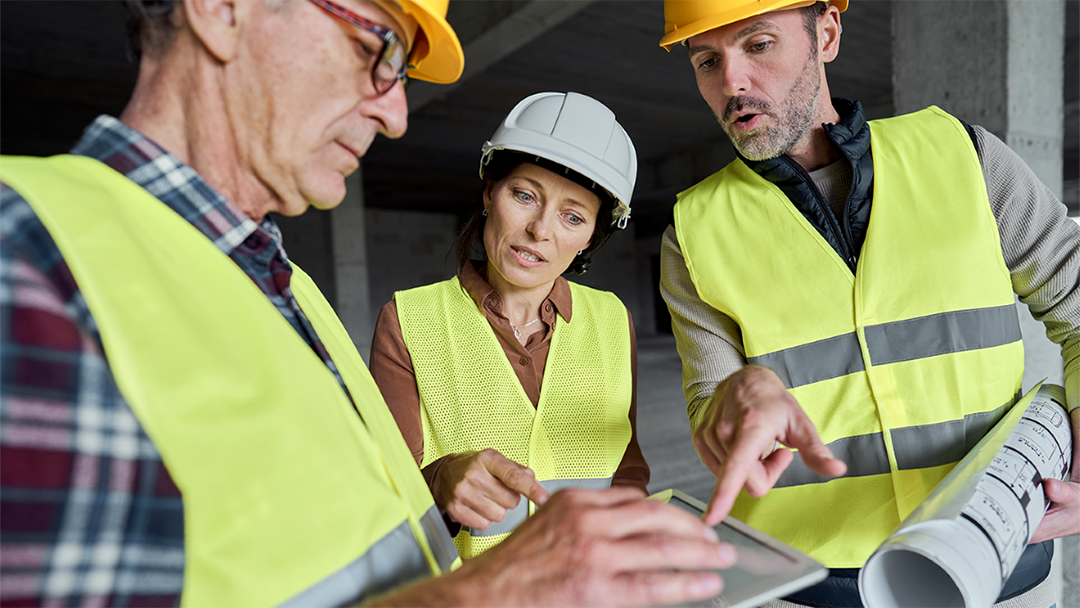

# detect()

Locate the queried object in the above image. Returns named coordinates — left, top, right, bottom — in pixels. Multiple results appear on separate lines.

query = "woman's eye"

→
left=514, top=190, right=535, bottom=203
left=565, top=213, right=584, bottom=226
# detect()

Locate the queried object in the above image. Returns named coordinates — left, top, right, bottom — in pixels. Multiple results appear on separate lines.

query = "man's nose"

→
left=720, top=56, right=752, bottom=98
left=365, top=78, right=409, bottom=140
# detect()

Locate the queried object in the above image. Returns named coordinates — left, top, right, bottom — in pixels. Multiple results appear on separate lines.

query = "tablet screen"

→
left=663, top=490, right=828, bottom=608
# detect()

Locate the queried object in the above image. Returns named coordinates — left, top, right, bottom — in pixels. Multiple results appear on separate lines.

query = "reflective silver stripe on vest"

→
left=748, top=305, right=1021, bottom=389
left=774, top=397, right=1013, bottom=488
left=279, top=518, right=429, bottom=608
left=420, top=505, right=459, bottom=571
left=468, top=477, right=613, bottom=537
left=865, top=304, right=1022, bottom=366
left=774, top=433, right=889, bottom=488
left=540, top=477, right=613, bottom=494
left=749, top=332, right=864, bottom=389
left=891, top=398, right=1011, bottom=470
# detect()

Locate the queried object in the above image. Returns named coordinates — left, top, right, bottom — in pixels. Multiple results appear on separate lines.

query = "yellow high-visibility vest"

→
left=396, top=277, right=632, bottom=558
left=1, top=155, right=458, bottom=607
left=672, top=106, right=1023, bottom=567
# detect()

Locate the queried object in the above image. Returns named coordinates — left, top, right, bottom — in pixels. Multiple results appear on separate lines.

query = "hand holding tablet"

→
left=653, top=489, right=828, bottom=608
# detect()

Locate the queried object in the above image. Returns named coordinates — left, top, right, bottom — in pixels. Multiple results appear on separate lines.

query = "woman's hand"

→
left=431, top=449, right=549, bottom=530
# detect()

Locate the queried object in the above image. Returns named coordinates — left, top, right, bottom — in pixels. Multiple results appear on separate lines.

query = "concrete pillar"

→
left=894, top=4, right=1073, bottom=606
left=331, top=167, right=374, bottom=361
left=893, top=0, right=1065, bottom=198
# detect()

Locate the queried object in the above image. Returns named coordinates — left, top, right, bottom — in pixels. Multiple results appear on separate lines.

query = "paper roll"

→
left=860, top=384, right=1071, bottom=608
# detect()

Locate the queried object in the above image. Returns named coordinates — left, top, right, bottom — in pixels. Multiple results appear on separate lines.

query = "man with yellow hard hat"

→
left=658, top=1, right=1080, bottom=606
left=0, top=1, right=737, bottom=606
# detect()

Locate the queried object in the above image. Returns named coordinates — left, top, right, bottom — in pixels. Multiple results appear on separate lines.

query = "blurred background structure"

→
left=2, top=1, right=1077, bottom=604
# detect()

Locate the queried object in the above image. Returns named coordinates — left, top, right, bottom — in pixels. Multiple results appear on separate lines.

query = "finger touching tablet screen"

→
left=653, top=489, right=828, bottom=608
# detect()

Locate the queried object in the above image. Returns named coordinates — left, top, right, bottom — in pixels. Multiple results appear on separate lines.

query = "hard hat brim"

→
left=660, top=0, right=848, bottom=51
left=406, top=3, right=464, bottom=84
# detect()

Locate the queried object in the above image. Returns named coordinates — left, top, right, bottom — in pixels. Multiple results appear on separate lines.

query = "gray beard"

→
left=720, top=57, right=822, bottom=161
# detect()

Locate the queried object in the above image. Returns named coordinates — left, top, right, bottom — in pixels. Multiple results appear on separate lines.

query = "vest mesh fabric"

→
left=460, top=529, right=507, bottom=556
left=397, top=277, right=632, bottom=557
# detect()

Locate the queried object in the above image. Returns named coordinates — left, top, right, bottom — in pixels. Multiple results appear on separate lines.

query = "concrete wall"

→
left=893, top=0, right=1065, bottom=202
left=634, top=234, right=663, bottom=336
left=364, top=208, right=460, bottom=349
left=331, top=170, right=374, bottom=358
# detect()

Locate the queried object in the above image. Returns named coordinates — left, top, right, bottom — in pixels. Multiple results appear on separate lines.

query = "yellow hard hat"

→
left=660, top=0, right=848, bottom=51
left=396, top=0, right=464, bottom=84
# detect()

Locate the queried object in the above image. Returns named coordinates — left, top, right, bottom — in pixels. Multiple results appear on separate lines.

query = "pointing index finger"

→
left=704, top=425, right=777, bottom=525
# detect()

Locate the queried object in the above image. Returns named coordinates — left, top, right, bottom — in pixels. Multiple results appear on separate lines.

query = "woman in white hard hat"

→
left=369, top=92, right=647, bottom=560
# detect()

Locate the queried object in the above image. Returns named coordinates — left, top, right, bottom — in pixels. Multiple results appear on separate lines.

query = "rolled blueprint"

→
left=859, top=383, right=1072, bottom=608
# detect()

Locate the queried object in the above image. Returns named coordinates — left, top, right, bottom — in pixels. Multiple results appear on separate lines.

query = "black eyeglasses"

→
left=308, top=0, right=409, bottom=95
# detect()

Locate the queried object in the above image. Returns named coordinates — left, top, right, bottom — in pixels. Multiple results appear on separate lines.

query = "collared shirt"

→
left=0, top=116, right=346, bottom=606
left=369, top=261, right=650, bottom=493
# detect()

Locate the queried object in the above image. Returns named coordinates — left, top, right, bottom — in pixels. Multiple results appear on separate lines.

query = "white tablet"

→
left=656, top=489, right=828, bottom=608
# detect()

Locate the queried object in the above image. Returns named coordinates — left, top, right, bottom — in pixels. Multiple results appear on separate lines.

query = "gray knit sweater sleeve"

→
left=659, top=225, right=742, bottom=429
left=975, top=126, right=1080, bottom=410
left=660, top=127, right=1080, bottom=423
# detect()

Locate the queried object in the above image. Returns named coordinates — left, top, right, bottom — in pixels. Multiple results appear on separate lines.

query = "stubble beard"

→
left=719, top=54, right=823, bottom=162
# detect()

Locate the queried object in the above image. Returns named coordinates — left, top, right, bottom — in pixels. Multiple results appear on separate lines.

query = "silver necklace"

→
left=509, top=317, right=541, bottom=339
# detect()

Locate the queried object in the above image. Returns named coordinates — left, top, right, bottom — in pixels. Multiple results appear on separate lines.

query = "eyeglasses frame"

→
left=308, top=0, right=410, bottom=95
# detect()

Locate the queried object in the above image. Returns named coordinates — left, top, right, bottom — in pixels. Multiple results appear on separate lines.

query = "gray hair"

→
left=801, top=2, right=830, bottom=48
left=123, top=0, right=293, bottom=61
left=123, top=0, right=180, bottom=60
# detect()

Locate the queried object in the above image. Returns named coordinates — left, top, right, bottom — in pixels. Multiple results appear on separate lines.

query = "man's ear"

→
left=183, top=0, right=245, bottom=63
left=819, top=5, right=841, bottom=63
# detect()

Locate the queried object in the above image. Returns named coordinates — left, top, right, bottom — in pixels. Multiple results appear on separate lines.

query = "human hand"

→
left=1031, top=408, right=1080, bottom=543
left=1031, top=479, right=1080, bottom=542
left=695, top=366, right=846, bottom=525
left=431, top=449, right=549, bottom=530
left=450, top=487, right=736, bottom=607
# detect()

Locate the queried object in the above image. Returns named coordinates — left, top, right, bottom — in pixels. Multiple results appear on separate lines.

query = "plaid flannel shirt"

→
left=1, top=115, right=350, bottom=606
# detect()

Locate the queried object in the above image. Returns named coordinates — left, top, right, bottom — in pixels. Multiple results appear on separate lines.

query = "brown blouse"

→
left=369, top=262, right=650, bottom=493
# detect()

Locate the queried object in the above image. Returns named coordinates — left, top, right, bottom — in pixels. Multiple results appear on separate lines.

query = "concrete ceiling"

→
left=2, top=0, right=1077, bottom=240
left=362, top=0, right=895, bottom=235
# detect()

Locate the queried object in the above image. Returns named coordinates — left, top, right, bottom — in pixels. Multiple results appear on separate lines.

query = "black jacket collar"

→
left=736, top=98, right=872, bottom=271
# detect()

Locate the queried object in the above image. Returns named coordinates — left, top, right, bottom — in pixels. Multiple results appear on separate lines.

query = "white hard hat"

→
left=480, top=92, right=637, bottom=229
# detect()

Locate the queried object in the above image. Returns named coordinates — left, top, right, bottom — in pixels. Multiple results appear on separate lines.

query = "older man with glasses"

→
left=0, top=1, right=735, bottom=606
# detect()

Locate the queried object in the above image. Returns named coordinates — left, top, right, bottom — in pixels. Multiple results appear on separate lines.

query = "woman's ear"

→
left=482, top=178, right=497, bottom=212
left=183, top=0, right=245, bottom=63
